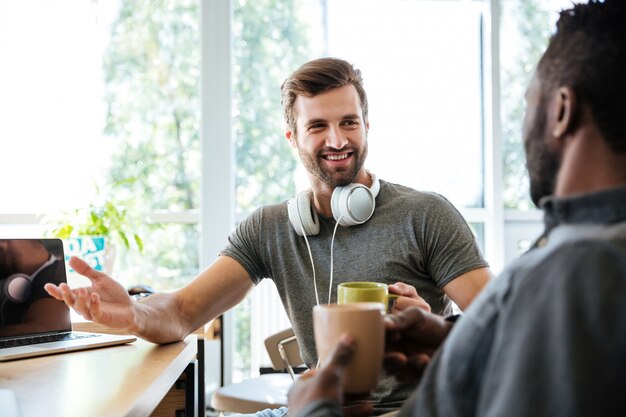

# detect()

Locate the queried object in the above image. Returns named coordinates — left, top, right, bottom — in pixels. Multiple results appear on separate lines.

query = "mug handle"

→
left=385, top=294, right=399, bottom=313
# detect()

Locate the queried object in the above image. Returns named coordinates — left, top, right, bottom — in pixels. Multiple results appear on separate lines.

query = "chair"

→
left=210, top=327, right=304, bottom=414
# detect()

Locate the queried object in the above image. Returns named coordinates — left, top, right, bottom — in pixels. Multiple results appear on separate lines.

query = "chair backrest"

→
left=264, top=327, right=303, bottom=380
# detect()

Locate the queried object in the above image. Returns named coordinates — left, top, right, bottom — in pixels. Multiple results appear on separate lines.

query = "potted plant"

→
left=46, top=198, right=143, bottom=275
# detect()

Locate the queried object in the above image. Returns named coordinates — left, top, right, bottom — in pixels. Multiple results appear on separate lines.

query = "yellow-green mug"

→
left=337, top=282, right=399, bottom=312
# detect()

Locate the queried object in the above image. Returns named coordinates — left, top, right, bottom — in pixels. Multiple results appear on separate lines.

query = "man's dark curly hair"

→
left=537, top=0, right=626, bottom=152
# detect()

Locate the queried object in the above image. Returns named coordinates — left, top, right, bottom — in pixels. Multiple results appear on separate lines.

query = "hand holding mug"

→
left=313, top=302, right=385, bottom=394
left=383, top=307, right=453, bottom=382
left=388, top=282, right=431, bottom=313
left=337, top=281, right=431, bottom=313
left=288, top=334, right=373, bottom=417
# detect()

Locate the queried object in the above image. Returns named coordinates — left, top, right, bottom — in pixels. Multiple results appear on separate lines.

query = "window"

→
left=0, top=0, right=201, bottom=290
left=500, top=0, right=571, bottom=210
left=499, top=0, right=574, bottom=264
left=1, top=0, right=576, bottom=386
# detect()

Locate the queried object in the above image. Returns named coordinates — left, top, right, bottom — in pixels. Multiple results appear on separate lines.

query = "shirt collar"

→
left=540, top=185, right=626, bottom=227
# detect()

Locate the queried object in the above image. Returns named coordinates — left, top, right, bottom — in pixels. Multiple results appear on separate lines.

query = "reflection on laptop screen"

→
left=0, top=239, right=71, bottom=338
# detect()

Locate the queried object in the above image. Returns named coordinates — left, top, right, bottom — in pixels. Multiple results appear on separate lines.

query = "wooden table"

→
left=0, top=335, right=198, bottom=417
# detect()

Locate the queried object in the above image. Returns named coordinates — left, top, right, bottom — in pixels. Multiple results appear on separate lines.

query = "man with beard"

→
left=44, top=57, right=492, bottom=415
left=287, top=1, right=626, bottom=417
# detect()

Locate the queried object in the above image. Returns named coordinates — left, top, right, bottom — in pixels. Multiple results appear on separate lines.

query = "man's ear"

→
left=285, top=129, right=296, bottom=147
left=550, top=86, right=577, bottom=139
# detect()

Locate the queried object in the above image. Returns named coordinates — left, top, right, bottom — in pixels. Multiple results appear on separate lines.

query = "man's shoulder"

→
left=510, top=237, right=626, bottom=304
left=379, top=180, right=450, bottom=204
left=245, top=200, right=288, bottom=219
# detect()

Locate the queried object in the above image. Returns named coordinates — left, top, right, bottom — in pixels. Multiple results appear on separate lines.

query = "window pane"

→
left=324, top=0, right=485, bottom=209
left=500, top=0, right=573, bottom=210
left=0, top=0, right=201, bottom=287
left=0, top=0, right=114, bottom=213
left=113, top=223, right=200, bottom=290
left=231, top=0, right=316, bottom=380
left=98, top=0, right=201, bottom=286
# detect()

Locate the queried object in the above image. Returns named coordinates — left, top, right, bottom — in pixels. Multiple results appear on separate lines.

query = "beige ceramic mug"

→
left=313, top=302, right=385, bottom=393
left=337, top=281, right=399, bottom=312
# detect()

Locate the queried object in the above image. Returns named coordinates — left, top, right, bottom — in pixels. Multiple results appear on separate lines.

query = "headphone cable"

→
left=300, top=223, right=319, bottom=306
left=328, top=215, right=342, bottom=304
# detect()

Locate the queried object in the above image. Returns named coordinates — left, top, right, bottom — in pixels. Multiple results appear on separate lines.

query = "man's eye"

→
left=308, top=123, right=325, bottom=131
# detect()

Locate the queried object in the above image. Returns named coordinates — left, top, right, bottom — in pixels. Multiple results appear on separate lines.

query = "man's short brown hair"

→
left=280, top=57, right=368, bottom=134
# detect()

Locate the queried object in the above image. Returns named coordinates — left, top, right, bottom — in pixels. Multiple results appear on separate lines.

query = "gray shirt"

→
left=399, top=186, right=626, bottom=417
left=222, top=180, right=488, bottom=413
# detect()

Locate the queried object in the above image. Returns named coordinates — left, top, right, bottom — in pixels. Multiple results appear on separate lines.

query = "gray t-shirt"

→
left=222, top=180, right=488, bottom=413
left=399, top=187, right=626, bottom=417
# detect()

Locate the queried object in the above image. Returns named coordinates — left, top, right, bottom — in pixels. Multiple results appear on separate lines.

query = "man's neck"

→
left=555, top=125, right=626, bottom=198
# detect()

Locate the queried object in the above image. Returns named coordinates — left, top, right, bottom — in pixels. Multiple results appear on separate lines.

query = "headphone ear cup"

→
left=331, top=184, right=376, bottom=226
left=3, top=274, right=32, bottom=303
left=288, top=191, right=320, bottom=236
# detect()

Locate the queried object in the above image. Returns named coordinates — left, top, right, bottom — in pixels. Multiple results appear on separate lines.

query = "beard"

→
left=524, top=98, right=561, bottom=207
left=297, top=143, right=367, bottom=188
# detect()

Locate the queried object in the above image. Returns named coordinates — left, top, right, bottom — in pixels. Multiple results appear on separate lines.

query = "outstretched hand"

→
left=44, top=256, right=136, bottom=330
left=384, top=307, right=452, bottom=383
left=288, top=334, right=373, bottom=417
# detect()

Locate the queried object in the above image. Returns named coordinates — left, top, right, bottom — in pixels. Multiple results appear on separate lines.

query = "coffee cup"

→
left=337, top=281, right=399, bottom=312
left=313, top=302, right=385, bottom=393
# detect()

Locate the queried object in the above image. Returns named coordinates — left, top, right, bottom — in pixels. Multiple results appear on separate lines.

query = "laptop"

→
left=0, top=238, right=136, bottom=361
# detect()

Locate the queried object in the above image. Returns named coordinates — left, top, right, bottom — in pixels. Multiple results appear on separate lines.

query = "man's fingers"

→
left=384, top=307, right=427, bottom=331
left=317, top=334, right=356, bottom=387
left=89, top=293, right=104, bottom=323
left=342, top=401, right=373, bottom=417
left=388, top=282, right=418, bottom=297
left=326, top=333, right=356, bottom=369
left=44, top=283, right=63, bottom=300
left=59, top=283, right=77, bottom=307
left=71, top=288, right=94, bottom=321
left=392, top=295, right=431, bottom=313
left=68, top=256, right=107, bottom=283
left=383, top=352, right=407, bottom=371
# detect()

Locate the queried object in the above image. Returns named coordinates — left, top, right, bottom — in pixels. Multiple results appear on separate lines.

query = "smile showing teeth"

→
left=325, top=154, right=349, bottom=161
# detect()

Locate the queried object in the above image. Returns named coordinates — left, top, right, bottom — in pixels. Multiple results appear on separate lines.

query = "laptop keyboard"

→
left=0, top=332, right=100, bottom=348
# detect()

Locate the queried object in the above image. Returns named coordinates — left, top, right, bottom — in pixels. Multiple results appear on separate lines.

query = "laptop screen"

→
left=0, top=239, right=71, bottom=339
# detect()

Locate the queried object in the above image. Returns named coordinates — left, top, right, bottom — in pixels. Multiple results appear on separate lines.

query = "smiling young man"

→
left=224, top=57, right=492, bottom=415
left=45, top=57, right=492, bottom=416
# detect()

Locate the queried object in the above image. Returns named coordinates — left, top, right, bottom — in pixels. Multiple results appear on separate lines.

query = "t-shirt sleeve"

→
left=220, top=207, right=269, bottom=285
left=418, top=193, right=489, bottom=288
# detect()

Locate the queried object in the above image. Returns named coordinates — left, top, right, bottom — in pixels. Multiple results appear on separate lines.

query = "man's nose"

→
left=326, top=125, right=348, bottom=149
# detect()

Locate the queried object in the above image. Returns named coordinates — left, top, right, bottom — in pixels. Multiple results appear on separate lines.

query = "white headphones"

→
left=1, top=255, right=57, bottom=303
left=288, top=173, right=380, bottom=236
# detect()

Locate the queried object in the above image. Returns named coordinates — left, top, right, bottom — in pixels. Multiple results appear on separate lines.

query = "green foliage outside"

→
left=100, top=0, right=311, bottom=378
left=47, top=192, right=143, bottom=254
left=500, top=0, right=554, bottom=209
left=233, top=0, right=309, bottom=219
left=231, top=0, right=310, bottom=378
left=101, top=0, right=201, bottom=290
